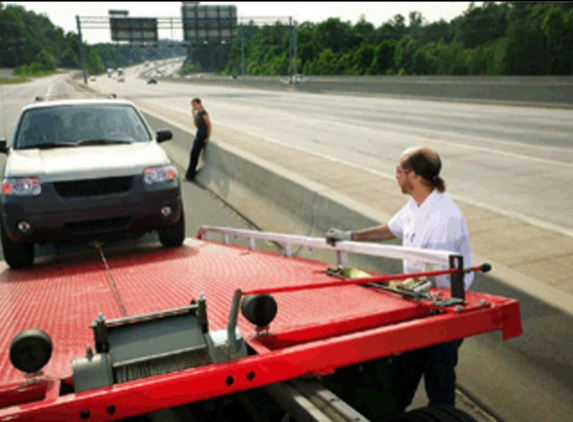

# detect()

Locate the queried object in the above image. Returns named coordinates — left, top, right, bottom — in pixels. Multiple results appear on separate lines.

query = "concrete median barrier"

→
left=168, top=75, right=573, bottom=108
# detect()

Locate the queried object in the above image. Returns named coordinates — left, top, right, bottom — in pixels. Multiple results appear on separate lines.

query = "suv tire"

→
left=1, top=223, right=35, bottom=268
left=158, top=208, right=185, bottom=248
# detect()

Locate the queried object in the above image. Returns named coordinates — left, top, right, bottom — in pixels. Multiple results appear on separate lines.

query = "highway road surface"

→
left=92, top=64, right=573, bottom=237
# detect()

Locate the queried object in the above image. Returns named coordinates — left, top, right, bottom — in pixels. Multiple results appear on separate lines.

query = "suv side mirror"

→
left=0, top=140, right=8, bottom=154
left=156, top=130, right=172, bottom=143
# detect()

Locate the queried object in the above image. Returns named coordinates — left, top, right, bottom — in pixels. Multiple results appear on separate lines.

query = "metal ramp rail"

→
left=197, top=225, right=467, bottom=302
left=197, top=225, right=458, bottom=267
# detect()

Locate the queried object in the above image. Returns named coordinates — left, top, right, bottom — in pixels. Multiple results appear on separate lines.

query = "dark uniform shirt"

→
left=194, top=110, right=208, bottom=140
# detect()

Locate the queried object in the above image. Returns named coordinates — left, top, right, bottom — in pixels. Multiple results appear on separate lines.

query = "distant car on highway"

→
left=0, top=98, right=184, bottom=268
left=289, top=74, right=308, bottom=83
left=147, top=77, right=157, bottom=84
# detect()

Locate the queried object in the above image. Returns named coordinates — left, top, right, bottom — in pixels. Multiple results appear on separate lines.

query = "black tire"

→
left=158, top=209, right=185, bottom=248
left=1, top=223, right=34, bottom=268
left=395, top=405, right=478, bottom=422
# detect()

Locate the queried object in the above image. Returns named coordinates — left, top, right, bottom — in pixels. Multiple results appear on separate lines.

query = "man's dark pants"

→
left=186, top=137, right=206, bottom=180
left=394, top=339, right=464, bottom=412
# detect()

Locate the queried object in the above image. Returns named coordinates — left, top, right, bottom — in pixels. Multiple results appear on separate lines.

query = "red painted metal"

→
left=0, top=238, right=522, bottom=421
left=241, top=264, right=488, bottom=296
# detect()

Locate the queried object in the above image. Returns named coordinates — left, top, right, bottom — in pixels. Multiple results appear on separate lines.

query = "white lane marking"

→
left=46, top=84, right=54, bottom=98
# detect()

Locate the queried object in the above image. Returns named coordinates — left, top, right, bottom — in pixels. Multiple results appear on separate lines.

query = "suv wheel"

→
left=158, top=209, right=185, bottom=248
left=1, top=224, right=35, bottom=268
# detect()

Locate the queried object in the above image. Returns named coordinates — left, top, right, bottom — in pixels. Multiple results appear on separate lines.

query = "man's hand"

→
left=325, top=228, right=353, bottom=246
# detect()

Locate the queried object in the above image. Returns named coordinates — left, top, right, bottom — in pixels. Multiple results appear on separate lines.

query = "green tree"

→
left=503, top=6, right=550, bottom=75
left=314, top=48, right=339, bottom=75
left=418, top=20, right=453, bottom=45
left=353, top=16, right=376, bottom=45
left=370, top=39, right=398, bottom=75
left=454, top=2, right=510, bottom=49
left=35, top=50, right=58, bottom=70
left=394, top=36, right=419, bottom=74
left=377, top=14, right=407, bottom=41
left=542, top=6, right=573, bottom=75
left=413, top=42, right=439, bottom=75
left=408, top=11, right=426, bottom=41
left=347, top=43, right=375, bottom=75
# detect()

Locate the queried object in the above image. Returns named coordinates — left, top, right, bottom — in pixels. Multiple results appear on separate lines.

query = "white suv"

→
left=0, top=98, right=184, bottom=268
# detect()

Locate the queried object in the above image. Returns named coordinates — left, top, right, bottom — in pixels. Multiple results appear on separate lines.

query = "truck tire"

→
left=158, top=208, right=185, bottom=248
left=1, top=223, right=34, bottom=268
left=395, top=405, right=478, bottom=422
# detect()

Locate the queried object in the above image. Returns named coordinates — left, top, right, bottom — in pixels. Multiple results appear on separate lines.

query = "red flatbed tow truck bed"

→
left=0, top=227, right=522, bottom=421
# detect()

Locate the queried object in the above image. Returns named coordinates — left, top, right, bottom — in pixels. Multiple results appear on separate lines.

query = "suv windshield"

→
left=13, top=104, right=152, bottom=150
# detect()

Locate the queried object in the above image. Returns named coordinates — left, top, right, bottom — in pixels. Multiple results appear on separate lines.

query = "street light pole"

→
left=240, top=22, right=245, bottom=77
left=293, top=20, right=298, bottom=77
left=76, top=16, right=88, bottom=85
left=289, top=17, right=293, bottom=80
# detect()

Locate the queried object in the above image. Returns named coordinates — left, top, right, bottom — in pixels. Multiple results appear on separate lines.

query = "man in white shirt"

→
left=325, top=146, right=472, bottom=411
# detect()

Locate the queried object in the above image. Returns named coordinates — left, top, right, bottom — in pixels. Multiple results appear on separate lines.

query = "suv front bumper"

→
left=1, top=178, right=182, bottom=244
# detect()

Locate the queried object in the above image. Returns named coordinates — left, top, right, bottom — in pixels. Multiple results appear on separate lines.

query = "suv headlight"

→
left=2, top=177, right=42, bottom=196
left=143, top=165, right=177, bottom=185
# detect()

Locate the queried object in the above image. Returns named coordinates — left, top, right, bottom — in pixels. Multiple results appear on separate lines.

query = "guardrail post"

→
left=76, top=16, right=88, bottom=85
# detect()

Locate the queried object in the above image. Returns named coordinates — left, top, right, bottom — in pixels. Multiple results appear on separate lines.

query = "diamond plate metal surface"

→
left=0, top=238, right=418, bottom=386
left=0, top=256, right=127, bottom=386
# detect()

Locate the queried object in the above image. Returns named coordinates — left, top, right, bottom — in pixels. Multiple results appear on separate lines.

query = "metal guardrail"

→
left=197, top=225, right=458, bottom=268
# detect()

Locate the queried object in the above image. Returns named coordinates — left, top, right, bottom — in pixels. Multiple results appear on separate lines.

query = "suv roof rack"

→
left=34, top=93, right=117, bottom=102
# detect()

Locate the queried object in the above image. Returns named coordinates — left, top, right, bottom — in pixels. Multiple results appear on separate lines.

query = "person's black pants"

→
left=424, top=339, right=463, bottom=406
left=186, top=137, right=206, bottom=180
left=393, top=339, right=463, bottom=412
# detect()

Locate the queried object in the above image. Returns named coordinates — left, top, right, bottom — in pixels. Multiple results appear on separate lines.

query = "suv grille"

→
left=65, top=217, right=132, bottom=235
left=54, top=177, right=133, bottom=198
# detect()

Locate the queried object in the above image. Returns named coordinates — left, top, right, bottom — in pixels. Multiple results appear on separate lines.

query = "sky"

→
left=6, top=2, right=476, bottom=44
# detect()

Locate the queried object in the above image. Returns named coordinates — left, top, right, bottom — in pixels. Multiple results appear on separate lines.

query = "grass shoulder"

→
left=0, top=76, right=30, bottom=85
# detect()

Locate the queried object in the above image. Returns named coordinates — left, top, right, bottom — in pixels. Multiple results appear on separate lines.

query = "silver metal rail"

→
left=197, top=225, right=458, bottom=268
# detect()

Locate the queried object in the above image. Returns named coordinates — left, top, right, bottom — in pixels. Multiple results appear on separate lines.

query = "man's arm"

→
left=203, top=114, right=212, bottom=141
left=352, top=225, right=396, bottom=242
left=325, top=224, right=396, bottom=245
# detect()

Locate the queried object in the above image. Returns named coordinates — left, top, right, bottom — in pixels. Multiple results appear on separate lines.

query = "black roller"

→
left=241, top=294, right=278, bottom=328
left=10, top=329, right=53, bottom=374
left=480, top=263, right=492, bottom=273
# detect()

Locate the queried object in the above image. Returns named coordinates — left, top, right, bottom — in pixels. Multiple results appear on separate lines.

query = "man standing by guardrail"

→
left=186, top=98, right=212, bottom=182
left=325, top=146, right=473, bottom=412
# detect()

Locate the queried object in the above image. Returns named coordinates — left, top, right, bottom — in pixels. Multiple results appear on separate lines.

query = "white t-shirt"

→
left=388, top=189, right=473, bottom=289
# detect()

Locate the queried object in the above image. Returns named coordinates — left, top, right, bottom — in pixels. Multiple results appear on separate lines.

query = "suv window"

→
left=13, top=104, right=152, bottom=150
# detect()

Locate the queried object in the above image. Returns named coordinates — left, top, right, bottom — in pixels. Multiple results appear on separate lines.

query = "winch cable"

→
left=94, top=241, right=129, bottom=317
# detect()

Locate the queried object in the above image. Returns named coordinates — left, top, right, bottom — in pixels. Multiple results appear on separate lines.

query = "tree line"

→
left=185, top=2, right=573, bottom=77
left=0, top=3, right=185, bottom=77
left=2, top=2, right=572, bottom=78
